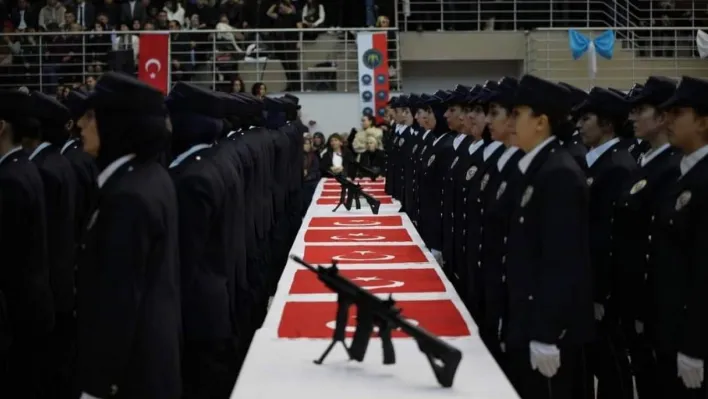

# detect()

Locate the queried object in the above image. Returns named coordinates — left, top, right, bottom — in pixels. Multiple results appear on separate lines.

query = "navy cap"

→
left=627, top=83, right=644, bottom=100
left=282, top=93, right=301, bottom=109
left=233, top=92, right=265, bottom=113
left=573, top=87, right=630, bottom=120
left=279, top=96, right=299, bottom=113
left=422, top=90, right=447, bottom=107
left=387, top=96, right=399, bottom=107
left=558, top=82, right=588, bottom=108
left=465, top=85, right=485, bottom=104
left=660, top=76, right=708, bottom=112
left=263, top=96, right=286, bottom=112
left=513, top=75, right=572, bottom=122
left=487, top=77, right=519, bottom=108
left=64, top=90, right=88, bottom=120
left=442, top=85, right=469, bottom=106
left=86, top=72, right=165, bottom=116
left=166, top=82, right=225, bottom=119
left=31, top=91, right=71, bottom=127
left=408, top=94, right=422, bottom=110
left=0, top=89, right=34, bottom=121
left=630, top=76, right=677, bottom=107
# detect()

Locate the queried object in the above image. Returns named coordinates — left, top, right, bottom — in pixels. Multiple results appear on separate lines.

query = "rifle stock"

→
left=290, top=255, right=462, bottom=388
left=330, top=174, right=380, bottom=214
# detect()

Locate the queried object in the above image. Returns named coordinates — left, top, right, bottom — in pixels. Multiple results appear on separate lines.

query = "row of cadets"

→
left=574, top=86, right=639, bottom=398
left=165, top=82, right=241, bottom=399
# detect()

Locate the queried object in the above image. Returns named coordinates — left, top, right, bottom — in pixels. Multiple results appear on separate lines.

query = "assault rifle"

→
left=290, top=255, right=462, bottom=388
left=329, top=174, right=381, bottom=214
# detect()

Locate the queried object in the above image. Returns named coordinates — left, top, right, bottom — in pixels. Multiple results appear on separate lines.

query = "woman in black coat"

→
left=356, top=134, right=385, bottom=176
left=320, top=133, right=354, bottom=177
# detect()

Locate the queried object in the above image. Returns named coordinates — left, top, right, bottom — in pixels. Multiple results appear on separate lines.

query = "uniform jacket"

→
left=62, top=139, right=99, bottom=255
left=418, top=132, right=455, bottom=250
left=505, top=139, right=594, bottom=348
left=76, top=158, right=181, bottom=399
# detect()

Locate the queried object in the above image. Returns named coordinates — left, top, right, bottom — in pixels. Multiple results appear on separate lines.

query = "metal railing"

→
left=0, top=27, right=401, bottom=93
left=395, top=0, right=708, bottom=31
left=526, top=27, right=707, bottom=88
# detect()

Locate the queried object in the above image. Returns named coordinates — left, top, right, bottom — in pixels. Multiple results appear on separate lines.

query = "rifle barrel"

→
left=290, top=255, right=318, bottom=273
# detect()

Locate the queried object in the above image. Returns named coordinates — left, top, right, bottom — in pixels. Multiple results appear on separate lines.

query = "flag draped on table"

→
left=356, top=32, right=390, bottom=123
left=568, top=29, right=616, bottom=81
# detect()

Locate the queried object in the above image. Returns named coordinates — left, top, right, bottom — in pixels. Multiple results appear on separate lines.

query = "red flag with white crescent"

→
left=138, top=33, right=169, bottom=94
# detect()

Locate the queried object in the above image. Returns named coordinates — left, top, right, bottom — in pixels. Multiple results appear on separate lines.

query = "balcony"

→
left=0, top=27, right=401, bottom=94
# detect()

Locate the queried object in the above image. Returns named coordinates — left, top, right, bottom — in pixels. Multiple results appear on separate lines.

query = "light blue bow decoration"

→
left=568, top=29, right=615, bottom=79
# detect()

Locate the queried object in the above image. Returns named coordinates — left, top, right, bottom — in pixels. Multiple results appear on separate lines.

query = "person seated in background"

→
left=357, top=135, right=385, bottom=176
left=352, top=114, right=383, bottom=154
left=301, top=136, right=320, bottom=214
left=320, top=133, right=353, bottom=177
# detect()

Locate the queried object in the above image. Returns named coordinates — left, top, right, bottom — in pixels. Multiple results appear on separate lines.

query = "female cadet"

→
left=614, top=76, right=681, bottom=399
left=477, top=77, right=525, bottom=368
left=651, top=76, right=708, bottom=398
left=76, top=72, right=181, bottom=399
left=575, top=87, right=638, bottom=399
left=504, top=75, right=594, bottom=399
left=410, top=93, right=442, bottom=225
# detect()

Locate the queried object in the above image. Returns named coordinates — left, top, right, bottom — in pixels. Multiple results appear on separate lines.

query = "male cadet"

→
left=575, top=87, right=637, bottom=399
left=613, top=76, right=680, bottom=399
left=439, top=85, right=476, bottom=278
left=651, top=76, right=708, bottom=398
left=558, top=82, right=589, bottom=170
left=505, top=75, right=594, bottom=399
left=417, top=91, right=455, bottom=265
left=401, top=94, right=424, bottom=219
left=166, top=82, right=239, bottom=399
left=75, top=72, right=181, bottom=399
left=384, top=96, right=399, bottom=196
left=62, top=90, right=99, bottom=247
left=394, top=95, right=416, bottom=203
left=0, top=90, right=55, bottom=398
left=478, top=77, right=525, bottom=367
left=27, top=91, right=78, bottom=397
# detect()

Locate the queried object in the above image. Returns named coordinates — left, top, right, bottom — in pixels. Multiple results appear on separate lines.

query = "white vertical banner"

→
left=357, top=31, right=390, bottom=122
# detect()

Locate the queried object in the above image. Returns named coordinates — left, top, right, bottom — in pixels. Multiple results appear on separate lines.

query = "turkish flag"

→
left=278, top=300, right=470, bottom=338
left=322, top=188, right=385, bottom=195
left=304, top=228, right=412, bottom=243
left=303, top=245, right=428, bottom=264
left=308, top=216, right=402, bottom=228
left=138, top=33, right=169, bottom=94
left=324, top=182, right=385, bottom=189
left=316, top=197, right=393, bottom=205
left=289, top=268, right=446, bottom=294
left=325, top=178, right=385, bottom=183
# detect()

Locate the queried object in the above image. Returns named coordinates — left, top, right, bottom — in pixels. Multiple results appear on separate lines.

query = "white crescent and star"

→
left=330, top=232, right=387, bottom=241
left=352, top=276, right=405, bottom=289
left=332, top=250, right=396, bottom=261
left=325, top=316, right=419, bottom=333
left=144, top=58, right=162, bottom=79
left=332, top=219, right=381, bottom=227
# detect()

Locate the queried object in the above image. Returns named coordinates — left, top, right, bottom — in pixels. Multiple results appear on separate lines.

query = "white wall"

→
left=278, top=60, right=523, bottom=136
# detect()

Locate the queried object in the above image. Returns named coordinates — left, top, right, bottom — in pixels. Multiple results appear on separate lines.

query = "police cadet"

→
left=651, top=76, right=708, bottom=398
left=558, top=82, right=589, bottom=170
left=166, top=82, right=239, bottom=399
left=27, top=91, right=79, bottom=397
left=62, top=90, right=99, bottom=248
left=401, top=94, right=423, bottom=219
left=417, top=91, right=455, bottom=265
left=75, top=72, right=181, bottom=399
left=575, top=87, right=637, bottom=399
left=386, top=95, right=406, bottom=200
left=394, top=96, right=416, bottom=204
left=477, top=77, right=524, bottom=367
left=281, top=94, right=307, bottom=241
left=613, top=76, right=680, bottom=399
left=624, top=84, right=653, bottom=161
left=410, top=93, right=440, bottom=226
left=504, top=75, right=594, bottom=399
left=0, top=90, right=55, bottom=398
left=439, top=85, right=476, bottom=277
left=384, top=96, right=399, bottom=196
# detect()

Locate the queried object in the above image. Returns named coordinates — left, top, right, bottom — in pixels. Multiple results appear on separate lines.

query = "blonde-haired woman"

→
left=352, top=115, right=384, bottom=154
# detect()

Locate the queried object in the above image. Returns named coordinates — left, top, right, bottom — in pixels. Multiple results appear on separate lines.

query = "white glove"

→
left=677, top=352, right=704, bottom=389
left=79, top=393, right=103, bottom=399
left=594, top=303, right=605, bottom=321
left=635, top=320, right=644, bottom=335
left=430, top=249, right=443, bottom=266
left=529, top=341, right=561, bottom=378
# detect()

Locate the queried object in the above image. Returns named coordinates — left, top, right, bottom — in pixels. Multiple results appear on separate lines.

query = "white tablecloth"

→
left=231, top=178, right=520, bottom=399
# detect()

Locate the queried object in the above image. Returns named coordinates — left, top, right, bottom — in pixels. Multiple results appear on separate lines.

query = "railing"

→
left=526, top=27, right=707, bottom=88
left=395, top=0, right=708, bottom=31
left=0, top=27, right=401, bottom=94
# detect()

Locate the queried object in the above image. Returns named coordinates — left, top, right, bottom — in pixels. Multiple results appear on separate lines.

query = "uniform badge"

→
left=450, top=156, right=459, bottom=169
left=521, top=186, right=534, bottom=207
left=87, top=209, right=100, bottom=231
left=630, top=179, right=647, bottom=195
left=393, top=136, right=399, bottom=144
left=427, top=155, right=436, bottom=167
left=412, top=144, right=418, bottom=153
left=399, top=138, right=405, bottom=146
left=421, top=145, right=428, bottom=155
left=496, top=181, right=507, bottom=199
left=465, top=166, right=478, bottom=181
left=675, top=190, right=692, bottom=211
left=587, top=177, right=594, bottom=186
left=480, top=173, right=490, bottom=190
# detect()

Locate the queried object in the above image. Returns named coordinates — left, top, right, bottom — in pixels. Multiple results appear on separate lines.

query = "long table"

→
left=231, top=178, right=520, bottom=398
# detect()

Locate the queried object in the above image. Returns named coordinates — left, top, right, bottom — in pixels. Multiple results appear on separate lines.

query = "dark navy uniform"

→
left=401, top=94, right=423, bottom=216
left=504, top=76, right=594, bottom=399
left=576, top=88, right=638, bottom=399
left=76, top=72, right=181, bottom=399
left=0, top=90, right=55, bottom=398
left=384, top=97, right=399, bottom=196
left=650, top=76, right=708, bottom=398
left=559, top=82, right=589, bottom=171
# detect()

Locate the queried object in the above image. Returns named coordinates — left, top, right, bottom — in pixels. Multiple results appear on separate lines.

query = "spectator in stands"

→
left=192, top=0, right=218, bottom=27
left=11, top=0, right=37, bottom=31
left=251, top=81, right=266, bottom=98
left=320, top=132, right=353, bottom=177
left=266, top=0, right=300, bottom=91
left=120, top=0, right=146, bottom=26
left=97, top=0, right=119, bottom=27
left=74, top=0, right=95, bottom=30
left=301, top=0, right=325, bottom=40
left=170, top=20, right=194, bottom=81
left=155, top=9, right=169, bottom=29
left=357, top=135, right=385, bottom=176
left=220, top=0, right=247, bottom=28
left=230, top=76, right=244, bottom=93
left=38, top=0, right=66, bottom=30
left=186, top=12, right=206, bottom=29
left=85, top=75, right=96, bottom=90
left=312, top=131, right=325, bottom=155
left=113, top=23, right=139, bottom=63
left=164, top=0, right=186, bottom=26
